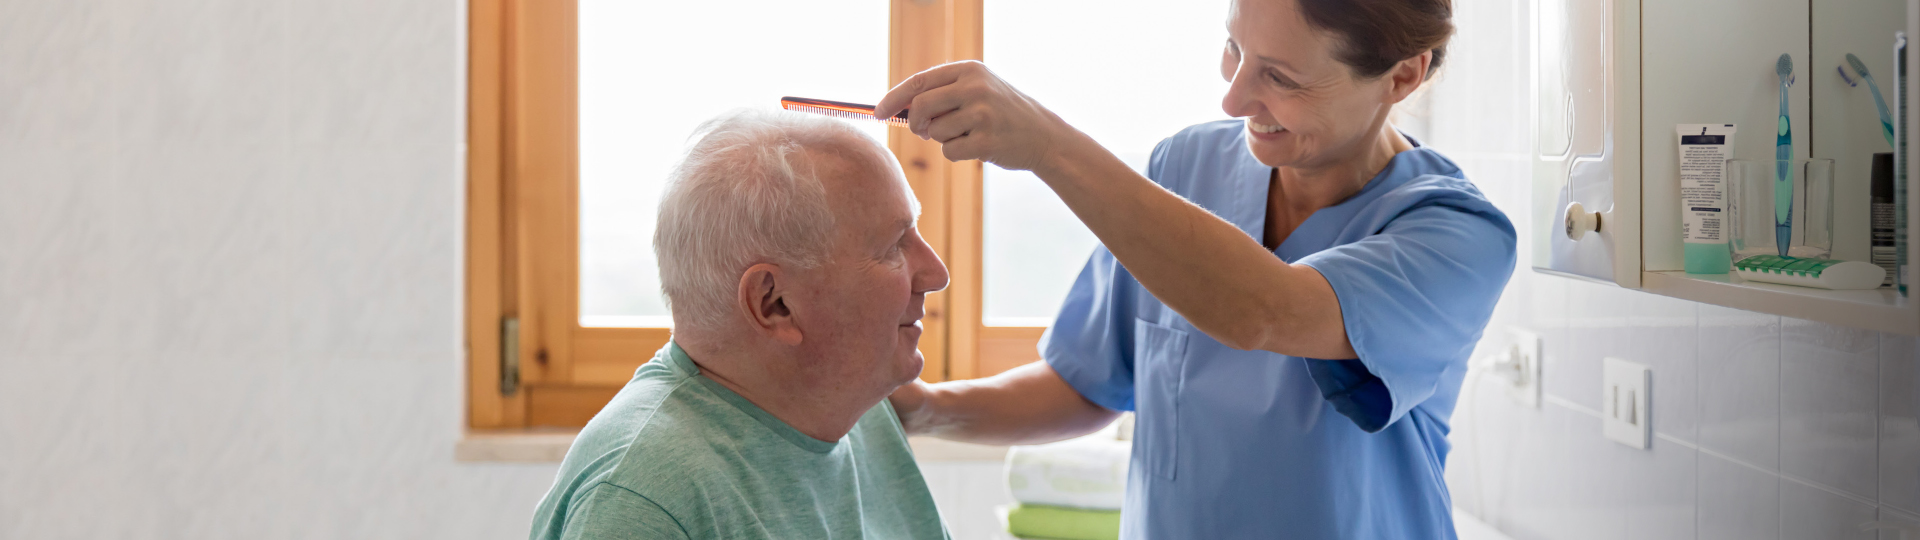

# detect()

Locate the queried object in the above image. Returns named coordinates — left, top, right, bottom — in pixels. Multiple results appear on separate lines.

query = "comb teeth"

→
left=782, top=103, right=909, bottom=128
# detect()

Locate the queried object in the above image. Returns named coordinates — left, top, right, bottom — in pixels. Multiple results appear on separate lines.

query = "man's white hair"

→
left=654, top=108, right=888, bottom=333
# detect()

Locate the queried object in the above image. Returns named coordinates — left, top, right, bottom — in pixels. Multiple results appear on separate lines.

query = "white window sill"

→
left=456, top=430, right=1008, bottom=463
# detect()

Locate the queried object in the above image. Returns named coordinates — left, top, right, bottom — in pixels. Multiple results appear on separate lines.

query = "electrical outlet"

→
left=1508, top=329, right=1542, bottom=408
left=1602, top=357, right=1650, bottom=449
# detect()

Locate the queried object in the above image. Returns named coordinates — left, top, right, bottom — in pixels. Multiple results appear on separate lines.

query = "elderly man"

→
left=528, top=109, right=952, bottom=540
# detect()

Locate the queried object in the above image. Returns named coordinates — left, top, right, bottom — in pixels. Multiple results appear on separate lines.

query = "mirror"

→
left=1812, top=0, right=1906, bottom=273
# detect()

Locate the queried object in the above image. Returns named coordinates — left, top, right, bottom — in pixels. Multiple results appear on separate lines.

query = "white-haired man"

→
left=529, top=109, right=952, bottom=540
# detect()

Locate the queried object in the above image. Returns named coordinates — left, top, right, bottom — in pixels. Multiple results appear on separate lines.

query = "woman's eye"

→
left=1266, top=70, right=1299, bottom=89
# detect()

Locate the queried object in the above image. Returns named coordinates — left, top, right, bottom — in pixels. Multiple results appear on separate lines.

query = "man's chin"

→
left=893, top=350, right=926, bottom=385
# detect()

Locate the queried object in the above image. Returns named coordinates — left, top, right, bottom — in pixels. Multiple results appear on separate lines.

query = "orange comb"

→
left=780, top=96, right=909, bottom=128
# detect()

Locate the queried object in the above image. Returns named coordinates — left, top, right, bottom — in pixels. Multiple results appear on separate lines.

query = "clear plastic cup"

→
left=1728, top=158, right=1833, bottom=260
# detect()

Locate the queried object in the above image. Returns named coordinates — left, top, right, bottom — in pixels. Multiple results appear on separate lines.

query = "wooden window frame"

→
left=467, top=0, right=1044, bottom=430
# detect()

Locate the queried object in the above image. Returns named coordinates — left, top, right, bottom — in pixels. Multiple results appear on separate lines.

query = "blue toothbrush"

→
left=1845, top=53, right=1897, bottom=150
left=1775, top=54, right=1795, bottom=257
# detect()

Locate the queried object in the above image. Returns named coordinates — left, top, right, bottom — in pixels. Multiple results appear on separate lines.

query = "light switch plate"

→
left=1509, top=329, right=1543, bottom=409
left=1602, top=357, right=1650, bottom=449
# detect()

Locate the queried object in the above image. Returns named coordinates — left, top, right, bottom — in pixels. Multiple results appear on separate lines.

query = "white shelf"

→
left=1641, top=271, right=1916, bottom=334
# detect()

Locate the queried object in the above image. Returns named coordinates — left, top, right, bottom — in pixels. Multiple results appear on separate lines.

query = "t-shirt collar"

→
left=666, top=341, right=842, bottom=454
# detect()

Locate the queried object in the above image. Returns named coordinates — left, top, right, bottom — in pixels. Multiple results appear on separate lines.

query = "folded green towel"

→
left=999, top=504, right=1121, bottom=540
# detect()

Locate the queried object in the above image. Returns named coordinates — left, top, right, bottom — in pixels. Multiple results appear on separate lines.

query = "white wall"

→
left=0, top=0, right=564, bottom=537
left=1430, top=1, right=1920, bottom=539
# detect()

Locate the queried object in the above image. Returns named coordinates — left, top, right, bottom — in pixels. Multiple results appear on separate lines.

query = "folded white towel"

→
left=1004, top=432, right=1130, bottom=511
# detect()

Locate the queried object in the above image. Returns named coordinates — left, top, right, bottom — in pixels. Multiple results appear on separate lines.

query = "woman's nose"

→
left=1220, top=65, right=1259, bottom=119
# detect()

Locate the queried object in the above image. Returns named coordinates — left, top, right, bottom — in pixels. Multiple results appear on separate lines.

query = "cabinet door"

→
left=1532, top=0, right=1642, bottom=286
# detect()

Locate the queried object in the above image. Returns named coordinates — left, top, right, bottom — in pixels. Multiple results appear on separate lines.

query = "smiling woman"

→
left=877, top=0, right=1519, bottom=536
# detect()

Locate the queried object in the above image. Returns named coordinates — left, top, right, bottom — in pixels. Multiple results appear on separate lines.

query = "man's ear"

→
left=1383, top=50, right=1432, bottom=105
left=738, top=263, right=804, bottom=346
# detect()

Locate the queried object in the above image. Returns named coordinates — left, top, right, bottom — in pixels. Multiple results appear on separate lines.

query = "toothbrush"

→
left=1775, top=54, right=1795, bottom=257
left=1845, top=53, right=1897, bottom=150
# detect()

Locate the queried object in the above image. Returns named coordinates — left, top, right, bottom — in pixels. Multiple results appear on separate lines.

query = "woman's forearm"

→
left=1034, top=132, right=1355, bottom=359
left=893, top=362, right=1119, bottom=446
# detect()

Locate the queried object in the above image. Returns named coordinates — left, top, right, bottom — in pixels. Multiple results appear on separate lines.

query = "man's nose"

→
left=911, top=239, right=950, bottom=294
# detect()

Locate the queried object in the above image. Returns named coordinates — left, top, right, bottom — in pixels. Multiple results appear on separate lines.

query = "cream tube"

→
left=1678, top=124, right=1737, bottom=273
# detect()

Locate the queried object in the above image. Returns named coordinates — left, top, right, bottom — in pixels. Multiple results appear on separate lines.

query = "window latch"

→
left=500, top=316, right=520, bottom=396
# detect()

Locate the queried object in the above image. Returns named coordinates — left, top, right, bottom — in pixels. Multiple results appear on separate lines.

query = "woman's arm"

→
left=875, top=61, right=1355, bottom=359
left=1038, top=132, right=1355, bottom=358
left=889, top=362, right=1121, bottom=446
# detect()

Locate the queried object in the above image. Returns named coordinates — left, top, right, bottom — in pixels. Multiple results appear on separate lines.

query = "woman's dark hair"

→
left=1295, top=0, right=1454, bottom=80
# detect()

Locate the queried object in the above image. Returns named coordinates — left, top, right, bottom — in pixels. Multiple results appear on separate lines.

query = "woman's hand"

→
left=883, top=362, right=1120, bottom=446
left=886, top=379, right=935, bottom=435
left=874, top=61, right=1084, bottom=173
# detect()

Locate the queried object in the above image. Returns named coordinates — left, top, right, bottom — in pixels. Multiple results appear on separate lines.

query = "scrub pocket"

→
left=1133, top=318, right=1189, bottom=480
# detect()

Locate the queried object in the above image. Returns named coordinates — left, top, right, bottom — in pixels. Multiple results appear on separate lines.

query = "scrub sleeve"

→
left=1295, top=188, right=1517, bottom=432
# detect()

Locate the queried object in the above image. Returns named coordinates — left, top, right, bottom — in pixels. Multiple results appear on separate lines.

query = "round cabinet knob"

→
left=1564, top=201, right=1601, bottom=241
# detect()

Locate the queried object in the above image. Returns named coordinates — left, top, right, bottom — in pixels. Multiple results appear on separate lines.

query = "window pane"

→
left=578, top=0, right=889, bottom=327
left=982, top=1, right=1233, bottom=326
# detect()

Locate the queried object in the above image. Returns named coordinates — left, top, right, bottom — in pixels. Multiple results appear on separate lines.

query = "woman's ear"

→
left=738, top=263, right=805, bottom=346
left=1382, top=50, right=1433, bottom=105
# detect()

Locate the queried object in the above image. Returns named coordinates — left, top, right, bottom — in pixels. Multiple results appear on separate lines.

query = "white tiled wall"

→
left=1432, top=1, right=1920, bottom=539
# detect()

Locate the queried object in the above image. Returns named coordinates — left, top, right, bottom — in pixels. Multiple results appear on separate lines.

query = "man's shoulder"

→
left=573, top=371, right=742, bottom=493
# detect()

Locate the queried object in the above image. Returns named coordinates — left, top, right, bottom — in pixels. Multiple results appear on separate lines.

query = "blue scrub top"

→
left=1041, top=120, right=1516, bottom=539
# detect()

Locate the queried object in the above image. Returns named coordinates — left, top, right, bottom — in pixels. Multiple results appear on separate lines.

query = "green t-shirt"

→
left=528, top=342, right=950, bottom=540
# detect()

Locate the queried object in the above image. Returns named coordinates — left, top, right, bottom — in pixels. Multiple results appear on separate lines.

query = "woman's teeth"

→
left=1248, top=120, right=1285, bottom=133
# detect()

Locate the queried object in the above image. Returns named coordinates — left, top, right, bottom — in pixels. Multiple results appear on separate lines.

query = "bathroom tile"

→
left=0, top=0, right=113, bottom=146
left=1698, top=304, right=1781, bottom=472
left=1779, top=317, right=1878, bottom=502
left=1462, top=380, right=1562, bottom=530
left=1491, top=403, right=1565, bottom=539
left=1501, top=406, right=1625, bottom=540
left=111, top=0, right=288, bottom=146
left=1526, top=274, right=1570, bottom=374
left=287, top=0, right=459, bottom=148
left=1698, top=452, right=1779, bottom=540
left=1884, top=333, right=1920, bottom=515
left=1631, top=291, right=1699, bottom=444
left=108, top=142, right=292, bottom=357
left=1553, top=279, right=1636, bottom=412
left=1618, top=432, right=1697, bottom=540
left=1779, top=479, right=1876, bottom=540
left=283, top=146, right=460, bottom=358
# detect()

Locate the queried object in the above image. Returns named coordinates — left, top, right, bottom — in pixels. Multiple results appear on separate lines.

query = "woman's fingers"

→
left=911, top=86, right=977, bottom=140
left=925, top=107, right=983, bottom=146
left=875, top=61, right=981, bottom=119
left=939, top=132, right=985, bottom=162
